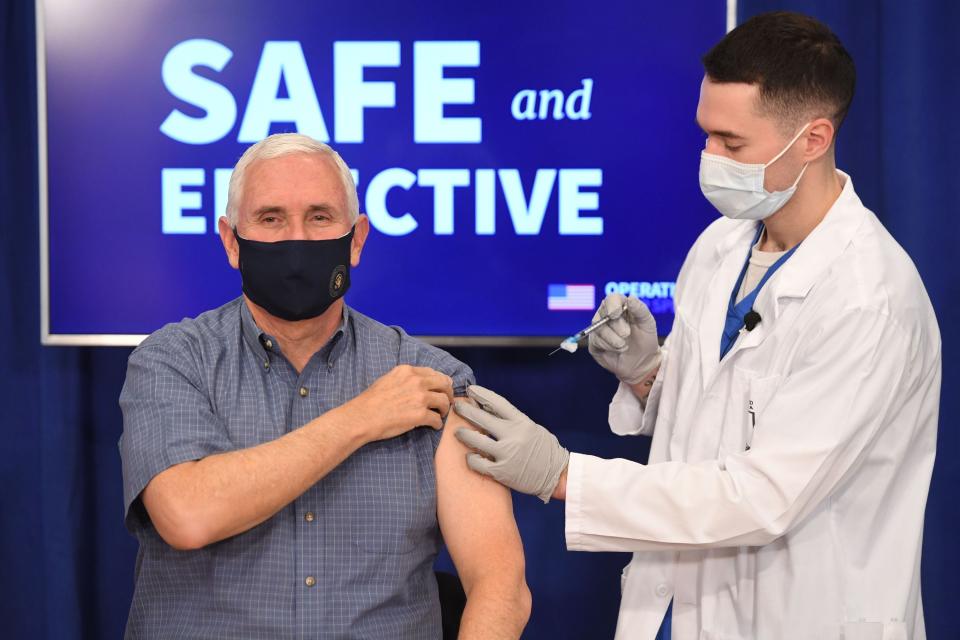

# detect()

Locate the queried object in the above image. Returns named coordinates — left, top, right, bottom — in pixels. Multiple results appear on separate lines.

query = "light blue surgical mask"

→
left=699, top=123, right=811, bottom=221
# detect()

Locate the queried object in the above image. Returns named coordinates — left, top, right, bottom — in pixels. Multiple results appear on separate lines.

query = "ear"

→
left=801, top=117, right=836, bottom=163
left=218, top=216, right=240, bottom=270
left=349, top=214, right=370, bottom=268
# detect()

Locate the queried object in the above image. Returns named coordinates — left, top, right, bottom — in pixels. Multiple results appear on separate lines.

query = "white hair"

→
left=225, top=133, right=359, bottom=226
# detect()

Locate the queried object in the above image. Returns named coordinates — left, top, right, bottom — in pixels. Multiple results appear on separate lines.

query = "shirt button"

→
left=299, top=386, right=309, bottom=398
left=654, top=583, right=670, bottom=598
left=304, top=512, right=315, bottom=523
left=263, top=360, right=270, bottom=370
left=305, top=576, right=316, bottom=587
left=264, top=339, right=273, bottom=350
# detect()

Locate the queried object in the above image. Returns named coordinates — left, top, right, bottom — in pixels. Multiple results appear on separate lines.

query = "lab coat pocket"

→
left=745, top=373, right=781, bottom=436
left=882, top=622, right=908, bottom=640
left=841, top=622, right=882, bottom=640
left=729, top=368, right=782, bottom=453
left=841, top=621, right=908, bottom=640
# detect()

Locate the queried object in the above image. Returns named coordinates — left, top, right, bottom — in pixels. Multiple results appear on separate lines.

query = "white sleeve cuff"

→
left=609, top=381, right=647, bottom=436
left=564, top=452, right=587, bottom=550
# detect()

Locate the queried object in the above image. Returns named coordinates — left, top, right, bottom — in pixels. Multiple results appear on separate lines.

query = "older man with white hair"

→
left=119, top=133, right=530, bottom=639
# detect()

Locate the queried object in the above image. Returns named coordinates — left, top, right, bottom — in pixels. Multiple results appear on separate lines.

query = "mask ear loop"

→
left=786, top=162, right=810, bottom=190
left=336, top=224, right=358, bottom=240
left=763, top=122, right=812, bottom=192
left=764, top=122, right=811, bottom=168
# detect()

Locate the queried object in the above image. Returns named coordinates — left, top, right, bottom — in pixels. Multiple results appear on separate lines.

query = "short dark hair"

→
left=702, top=11, right=856, bottom=136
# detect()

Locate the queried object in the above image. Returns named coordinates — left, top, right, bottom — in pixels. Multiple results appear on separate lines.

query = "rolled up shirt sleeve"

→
left=398, top=327, right=476, bottom=396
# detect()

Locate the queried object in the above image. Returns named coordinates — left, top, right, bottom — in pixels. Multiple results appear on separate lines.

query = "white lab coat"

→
left=565, top=172, right=941, bottom=640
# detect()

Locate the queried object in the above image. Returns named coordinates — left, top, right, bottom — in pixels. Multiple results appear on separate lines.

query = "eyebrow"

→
left=306, top=203, right=338, bottom=215
left=695, top=118, right=746, bottom=140
left=252, top=205, right=284, bottom=218
left=251, top=203, right=341, bottom=218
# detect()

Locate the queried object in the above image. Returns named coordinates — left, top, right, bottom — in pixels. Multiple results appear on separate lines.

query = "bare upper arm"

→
left=435, top=402, right=526, bottom=593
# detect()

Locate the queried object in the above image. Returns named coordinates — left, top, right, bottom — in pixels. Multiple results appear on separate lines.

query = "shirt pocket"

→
left=342, top=433, right=439, bottom=555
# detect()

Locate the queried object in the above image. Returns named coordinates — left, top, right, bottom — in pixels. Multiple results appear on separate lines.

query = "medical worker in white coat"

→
left=454, top=12, right=941, bottom=640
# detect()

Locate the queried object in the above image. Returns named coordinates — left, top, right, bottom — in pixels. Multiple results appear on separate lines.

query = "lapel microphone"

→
left=744, top=310, right=762, bottom=331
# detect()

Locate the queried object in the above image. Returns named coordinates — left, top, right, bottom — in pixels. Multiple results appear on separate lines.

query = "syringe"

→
left=549, top=304, right=627, bottom=356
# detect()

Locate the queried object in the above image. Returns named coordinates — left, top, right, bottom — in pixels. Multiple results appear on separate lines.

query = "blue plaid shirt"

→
left=119, top=298, right=474, bottom=639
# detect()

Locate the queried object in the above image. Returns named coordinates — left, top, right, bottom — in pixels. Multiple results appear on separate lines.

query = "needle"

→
left=549, top=304, right=627, bottom=356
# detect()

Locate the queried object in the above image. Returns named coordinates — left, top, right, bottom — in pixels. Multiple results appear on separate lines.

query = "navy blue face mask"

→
left=233, top=226, right=355, bottom=321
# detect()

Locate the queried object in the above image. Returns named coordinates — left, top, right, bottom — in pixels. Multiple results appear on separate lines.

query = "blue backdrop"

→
left=1, top=0, right=957, bottom=638
left=41, top=0, right=719, bottom=340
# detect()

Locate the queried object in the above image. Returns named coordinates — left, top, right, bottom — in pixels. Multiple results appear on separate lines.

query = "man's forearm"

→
left=146, top=364, right=453, bottom=549
left=458, top=577, right=531, bottom=640
left=144, top=405, right=367, bottom=549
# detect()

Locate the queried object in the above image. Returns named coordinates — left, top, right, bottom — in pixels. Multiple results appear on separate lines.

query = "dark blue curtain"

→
left=1, top=2, right=144, bottom=634
left=1, top=0, right=956, bottom=638
left=737, top=1, right=960, bottom=634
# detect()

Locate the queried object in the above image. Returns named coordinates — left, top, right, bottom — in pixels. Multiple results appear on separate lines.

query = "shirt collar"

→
left=239, top=299, right=352, bottom=367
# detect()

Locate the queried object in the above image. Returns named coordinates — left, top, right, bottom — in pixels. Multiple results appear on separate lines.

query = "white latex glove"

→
left=453, top=385, right=569, bottom=504
left=587, top=293, right=661, bottom=384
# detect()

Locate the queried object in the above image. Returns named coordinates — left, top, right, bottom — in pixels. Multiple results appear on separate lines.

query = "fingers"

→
left=454, top=401, right=507, bottom=440
left=426, top=391, right=451, bottom=418
left=421, top=409, right=444, bottom=430
left=454, top=427, right=501, bottom=458
left=591, top=324, right=627, bottom=352
left=393, top=366, right=453, bottom=392
left=623, top=296, right=655, bottom=329
left=414, top=367, right=455, bottom=399
left=607, top=316, right=630, bottom=340
left=599, top=293, right=627, bottom=320
left=409, top=365, right=443, bottom=378
left=391, top=365, right=454, bottom=406
left=466, top=452, right=495, bottom=477
left=465, top=385, right=524, bottom=421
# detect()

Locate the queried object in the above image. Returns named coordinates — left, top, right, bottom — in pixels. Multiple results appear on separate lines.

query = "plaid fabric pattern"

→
left=119, top=298, right=474, bottom=639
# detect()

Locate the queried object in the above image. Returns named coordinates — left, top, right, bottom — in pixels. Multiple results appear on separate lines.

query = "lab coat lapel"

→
left=723, top=171, right=866, bottom=359
left=727, top=288, right=776, bottom=354
left=697, top=222, right=757, bottom=389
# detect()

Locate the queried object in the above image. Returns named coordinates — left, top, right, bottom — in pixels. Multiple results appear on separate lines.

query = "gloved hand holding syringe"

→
left=553, top=293, right=662, bottom=386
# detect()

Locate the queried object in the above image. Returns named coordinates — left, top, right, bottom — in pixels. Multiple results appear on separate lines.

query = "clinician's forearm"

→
left=458, top=577, right=531, bottom=640
left=143, top=405, right=365, bottom=550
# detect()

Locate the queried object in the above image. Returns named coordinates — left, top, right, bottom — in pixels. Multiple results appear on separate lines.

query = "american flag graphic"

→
left=547, top=284, right=595, bottom=311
